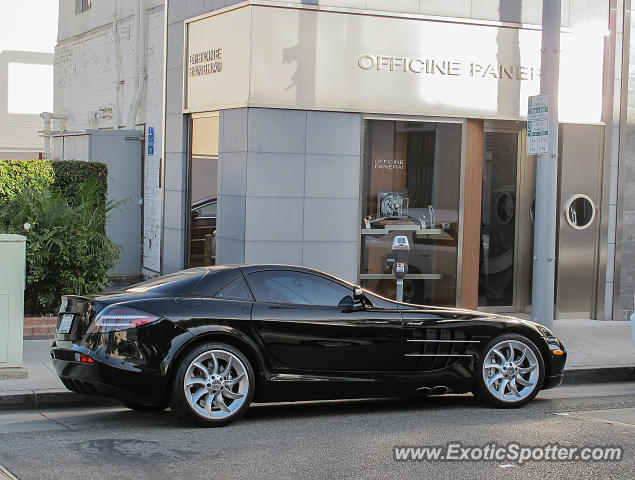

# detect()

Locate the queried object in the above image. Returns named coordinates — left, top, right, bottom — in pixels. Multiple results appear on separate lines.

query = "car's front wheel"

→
left=170, top=342, right=254, bottom=427
left=473, top=333, right=544, bottom=408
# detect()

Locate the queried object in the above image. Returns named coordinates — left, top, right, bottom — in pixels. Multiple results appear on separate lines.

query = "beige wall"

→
left=0, top=51, right=54, bottom=158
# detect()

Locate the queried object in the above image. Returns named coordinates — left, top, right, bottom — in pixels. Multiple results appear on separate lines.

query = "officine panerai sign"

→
left=189, top=48, right=223, bottom=77
left=374, top=159, right=405, bottom=170
left=184, top=5, right=604, bottom=123
left=357, top=54, right=540, bottom=81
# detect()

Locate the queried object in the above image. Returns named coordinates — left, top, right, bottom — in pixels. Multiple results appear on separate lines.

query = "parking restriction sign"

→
left=527, top=95, right=549, bottom=155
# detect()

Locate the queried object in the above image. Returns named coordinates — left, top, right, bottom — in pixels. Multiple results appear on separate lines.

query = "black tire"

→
left=121, top=401, right=167, bottom=413
left=472, top=333, right=545, bottom=408
left=170, top=342, right=255, bottom=427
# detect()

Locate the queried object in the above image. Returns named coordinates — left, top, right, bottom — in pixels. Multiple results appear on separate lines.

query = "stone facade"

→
left=216, top=108, right=361, bottom=283
left=619, top=8, right=635, bottom=321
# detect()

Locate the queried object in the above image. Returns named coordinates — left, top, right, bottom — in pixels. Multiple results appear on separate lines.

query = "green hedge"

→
left=0, top=159, right=108, bottom=205
left=0, top=159, right=54, bottom=200
left=52, top=160, right=108, bottom=206
left=0, top=159, right=118, bottom=315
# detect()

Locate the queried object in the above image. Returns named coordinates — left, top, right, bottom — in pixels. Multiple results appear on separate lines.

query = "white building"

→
left=51, top=0, right=164, bottom=277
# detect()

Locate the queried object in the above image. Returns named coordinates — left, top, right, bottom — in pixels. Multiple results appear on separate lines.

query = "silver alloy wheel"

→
left=183, top=349, right=249, bottom=420
left=482, top=339, right=539, bottom=403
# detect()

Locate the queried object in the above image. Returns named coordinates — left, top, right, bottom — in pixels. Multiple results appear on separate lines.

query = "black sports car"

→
left=51, top=265, right=567, bottom=427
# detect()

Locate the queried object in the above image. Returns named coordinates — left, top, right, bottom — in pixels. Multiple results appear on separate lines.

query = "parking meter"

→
left=392, top=236, right=410, bottom=302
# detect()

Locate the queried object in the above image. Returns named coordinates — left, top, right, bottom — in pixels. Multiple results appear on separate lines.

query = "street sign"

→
left=527, top=95, right=549, bottom=155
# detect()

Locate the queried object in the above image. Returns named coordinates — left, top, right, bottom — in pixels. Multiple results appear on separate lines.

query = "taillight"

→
left=86, top=306, right=160, bottom=333
left=75, top=353, right=94, bottom=363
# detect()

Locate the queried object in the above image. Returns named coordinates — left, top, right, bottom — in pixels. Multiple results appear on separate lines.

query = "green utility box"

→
left=0, top=234, right=26, bottom=368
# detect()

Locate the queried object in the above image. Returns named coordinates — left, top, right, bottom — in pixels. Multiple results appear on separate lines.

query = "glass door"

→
left=479, top=131, right=520, bottom=310
left=187, top=112, right=219, bottom=268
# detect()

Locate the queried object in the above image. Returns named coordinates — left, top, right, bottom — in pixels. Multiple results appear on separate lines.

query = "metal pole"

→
left=531, top=0, right=561, bottom=329
left=396, top=279, right=404, bottom=303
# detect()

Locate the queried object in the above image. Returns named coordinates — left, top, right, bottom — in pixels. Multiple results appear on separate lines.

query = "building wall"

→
left=53, top=1, right=164, bottom=276
left=163, top=0, right=245, bottom=274
left=619, top=4, right=635, bottom=320
left=0, top=51, right=53, bottom=159
left=216, top=108, right=361, bottom=283
left=167, top=0, right=613, bottom=294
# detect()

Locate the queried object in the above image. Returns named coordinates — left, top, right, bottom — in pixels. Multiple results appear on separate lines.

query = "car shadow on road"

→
left=105, top=394, right=570, bottom=429
left=243, top=394, right=482, bottom=422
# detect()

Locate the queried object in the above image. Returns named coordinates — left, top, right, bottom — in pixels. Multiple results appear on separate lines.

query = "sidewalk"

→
left=0, top=339, right=118, bottom=410
left=0, top=319, right=633, bottom=410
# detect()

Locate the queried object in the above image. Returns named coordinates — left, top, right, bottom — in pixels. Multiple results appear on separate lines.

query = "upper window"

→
left=75, top=0, right=91, bottom=14
left=248, top=271, right=354, bottom=307
left=214, top=277, right=253, bottom=302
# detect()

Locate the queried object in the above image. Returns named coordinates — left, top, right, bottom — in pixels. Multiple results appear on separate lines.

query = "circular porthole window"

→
left=565, top=194, right=595, bottom=230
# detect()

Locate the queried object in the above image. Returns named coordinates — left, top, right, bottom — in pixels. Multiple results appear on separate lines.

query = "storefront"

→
left=179, top=2, right=609, bottom=317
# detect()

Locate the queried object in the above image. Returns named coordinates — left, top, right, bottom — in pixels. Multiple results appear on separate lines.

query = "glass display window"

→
left=359, top=119, right=462, bottom=306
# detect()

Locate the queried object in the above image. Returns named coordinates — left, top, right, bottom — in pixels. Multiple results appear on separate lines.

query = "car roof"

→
left=237, top=264, right=352, bottom=284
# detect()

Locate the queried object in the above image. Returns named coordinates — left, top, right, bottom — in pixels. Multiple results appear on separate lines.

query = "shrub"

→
left=0, top=159, right=54, bottom=200
left=0, top=179, right=121, bottom=315
left=52, top=160, right=108, bottom=206
left=0, top=159, right=108, bottom=205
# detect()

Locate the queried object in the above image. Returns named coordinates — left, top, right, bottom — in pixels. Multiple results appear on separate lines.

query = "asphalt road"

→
left=0, top=383, right=633, bottom=480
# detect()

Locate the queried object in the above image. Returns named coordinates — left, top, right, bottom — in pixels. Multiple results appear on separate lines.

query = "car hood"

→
left=400, top=303, right=555, bottom=337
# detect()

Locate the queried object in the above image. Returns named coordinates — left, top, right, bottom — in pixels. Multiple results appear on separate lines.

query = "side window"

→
left=214, top=277, right=253, bottom=301
left=248, top=271, right=355, bottom=307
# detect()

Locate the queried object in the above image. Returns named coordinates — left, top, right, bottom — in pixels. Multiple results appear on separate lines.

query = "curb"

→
left=0, top=389, right=118, bottom=411
left=561, top=366, right=635, bottom=385
left=0, top=368, right=28, bottom=380
left=0, top=367, right=633, bottom=411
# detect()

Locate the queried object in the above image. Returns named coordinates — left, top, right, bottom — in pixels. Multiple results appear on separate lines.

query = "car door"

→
left=245, top=268, right=403, bottom=372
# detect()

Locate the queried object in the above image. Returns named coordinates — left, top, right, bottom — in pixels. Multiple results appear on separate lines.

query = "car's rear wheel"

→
left=170, top=342, right=254, bottom=427
left=473, top=333, right=544, bottom=408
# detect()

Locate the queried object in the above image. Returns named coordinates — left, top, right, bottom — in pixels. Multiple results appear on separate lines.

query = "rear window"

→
left=214, top=277, right=253, bottom=301
left=126, top=268, right=208, bottom=294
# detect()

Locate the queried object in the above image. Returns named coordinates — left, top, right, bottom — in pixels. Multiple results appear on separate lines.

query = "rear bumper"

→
left=51, top=319, right=192, bottom=406
left=52, top=349, right=169, bottom=406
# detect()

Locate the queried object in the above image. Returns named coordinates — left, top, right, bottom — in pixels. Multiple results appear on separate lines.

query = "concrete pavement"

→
left=553, top=319, right=635, bottom=369
left=1, top=383, right=634, bottom=479
left=0, top=319, right=633, bottom=410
